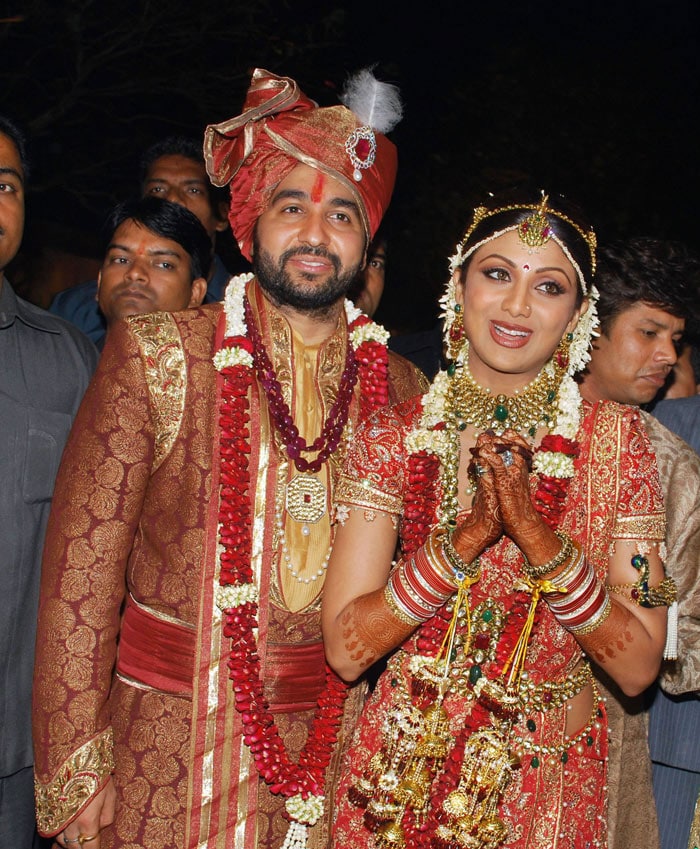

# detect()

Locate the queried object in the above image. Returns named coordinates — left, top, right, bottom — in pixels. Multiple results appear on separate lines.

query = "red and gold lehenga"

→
left=331, top=396, right=665, bottom=849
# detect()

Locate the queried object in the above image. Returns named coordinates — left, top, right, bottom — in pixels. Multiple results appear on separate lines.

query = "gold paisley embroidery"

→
left=35, top=727, right=114, bottom=835
left=127, top=312, right=186, bottom=472
left=387, top=350, right=430, bottom=402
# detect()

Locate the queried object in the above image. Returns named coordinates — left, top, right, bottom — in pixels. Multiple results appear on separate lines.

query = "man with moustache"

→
left=579, top=237, right=700, bottom=849
left=0, top=116, right=97, bottom=847
left=96, top=196, right=210, bottom=326
left=33, top=68, right=425, bottom=849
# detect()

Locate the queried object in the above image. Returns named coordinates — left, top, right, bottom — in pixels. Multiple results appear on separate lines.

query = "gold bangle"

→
left=383, top=581, right=423, bottom=626
left=523, top=531, right=574, bottom=579
left=440, top=529, right=480, bottom=581
left=424, top=528, right=459, bottom=586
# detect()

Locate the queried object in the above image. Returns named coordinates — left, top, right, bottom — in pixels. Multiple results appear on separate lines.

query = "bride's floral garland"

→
left=404, top=355, right=582, bottom=535
left=212, top=274, right=390, bottom=846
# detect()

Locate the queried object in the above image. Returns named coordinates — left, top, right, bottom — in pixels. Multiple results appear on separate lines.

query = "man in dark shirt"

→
left=0, top=115, right=98, bottom=847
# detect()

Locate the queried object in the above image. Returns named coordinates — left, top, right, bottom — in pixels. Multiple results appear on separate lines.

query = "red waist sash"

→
left=117, top=596, right=326, bottom=711
left=262, top=640, right=326, bottom=714
left=117, top=595, right=195, bottom=695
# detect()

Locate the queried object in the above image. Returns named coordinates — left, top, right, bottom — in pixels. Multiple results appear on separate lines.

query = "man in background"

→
left=96, top=196, right=210, bottom=328
left=349, top=229, right=386, bottom=317
left=579, top=237, right=700, bottom=849
left=50, top=136, right=233, bottom=347
left=0, top=115, right=97, bottom=847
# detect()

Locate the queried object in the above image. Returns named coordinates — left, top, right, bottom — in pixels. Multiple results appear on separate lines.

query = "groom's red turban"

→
left=204, top=68, right=399, bottom=261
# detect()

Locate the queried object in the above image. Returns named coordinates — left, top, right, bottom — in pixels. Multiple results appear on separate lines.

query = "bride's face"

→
left=456, top=229, right=585, bottom=393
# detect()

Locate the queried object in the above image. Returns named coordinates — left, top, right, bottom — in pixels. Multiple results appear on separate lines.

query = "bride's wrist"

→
left=516, top=522, right=561, bottom=567
left=451, top=523, right=489, bottom=562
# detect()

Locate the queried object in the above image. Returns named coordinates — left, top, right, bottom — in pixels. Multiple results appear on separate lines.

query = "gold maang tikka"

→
left=517, top=194, right=553, bottom=249
left=457, top=192, right=597, bottom=277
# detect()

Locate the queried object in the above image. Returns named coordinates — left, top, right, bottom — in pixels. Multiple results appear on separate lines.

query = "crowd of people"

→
left=1, top=65, right=699, bottom=849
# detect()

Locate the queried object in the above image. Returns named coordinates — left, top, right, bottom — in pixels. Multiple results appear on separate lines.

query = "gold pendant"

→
left=285, top=474, right=327, bottom=524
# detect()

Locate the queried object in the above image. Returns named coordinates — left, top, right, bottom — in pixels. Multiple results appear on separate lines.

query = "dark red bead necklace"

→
left=244, top=296, right=359, bottom=473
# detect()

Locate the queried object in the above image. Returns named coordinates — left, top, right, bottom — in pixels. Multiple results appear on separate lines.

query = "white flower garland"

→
left=215, top=582, right=258, bottom=611
left=222, top=272, right=255, bottom=338
left=212, top=346, right=253, bottom=370
left=349, top=317, right=390, bottom=347
left=213, top=278, right=389, bottom=373
left=285, top=793, right=325, bottom=825
left=568, top=283, right=600, bottom=374
left=405, top=371, right=452, bottom=458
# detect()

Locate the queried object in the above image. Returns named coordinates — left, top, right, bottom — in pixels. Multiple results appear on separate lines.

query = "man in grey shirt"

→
left=0, top=115, right=97, bottom=846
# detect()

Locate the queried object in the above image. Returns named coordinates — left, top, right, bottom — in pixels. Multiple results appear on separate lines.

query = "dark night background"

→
left=1, top=0, right=698, bottom=331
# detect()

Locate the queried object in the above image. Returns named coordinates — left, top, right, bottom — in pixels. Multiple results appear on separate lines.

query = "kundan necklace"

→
left=213, top=274, right=390, bottom=848
left=451, top=341, right=569, bottom=438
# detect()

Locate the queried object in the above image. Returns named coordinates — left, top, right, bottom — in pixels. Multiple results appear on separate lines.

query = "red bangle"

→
left=385, top=534, right=458, bottom=624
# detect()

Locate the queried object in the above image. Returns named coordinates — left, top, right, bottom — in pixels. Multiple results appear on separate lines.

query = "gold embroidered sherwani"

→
left=32, top=280, right=427, bottom=849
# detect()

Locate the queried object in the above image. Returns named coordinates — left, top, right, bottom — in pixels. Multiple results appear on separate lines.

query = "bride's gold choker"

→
left=451, top=343, right=567, bottom=438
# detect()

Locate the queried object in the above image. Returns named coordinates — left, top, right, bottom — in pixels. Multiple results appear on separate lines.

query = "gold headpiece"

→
left=442, top=191, right=601, bottom=374
left=458, top=193, right=597, bottom=277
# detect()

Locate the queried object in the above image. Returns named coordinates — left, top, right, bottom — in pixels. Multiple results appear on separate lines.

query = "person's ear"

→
left=188, top=277, right=207, bottom=308
left=452, top=267, right=465, bottom=310
left=566, top=296, right=589, bottom=335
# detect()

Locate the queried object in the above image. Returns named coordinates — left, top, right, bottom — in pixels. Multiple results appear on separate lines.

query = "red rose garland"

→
left=351, top=314, right=390, bottom=416
left=533, top=434, right=580, bottom=528
left=214, top=286, right=390, bottom=836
